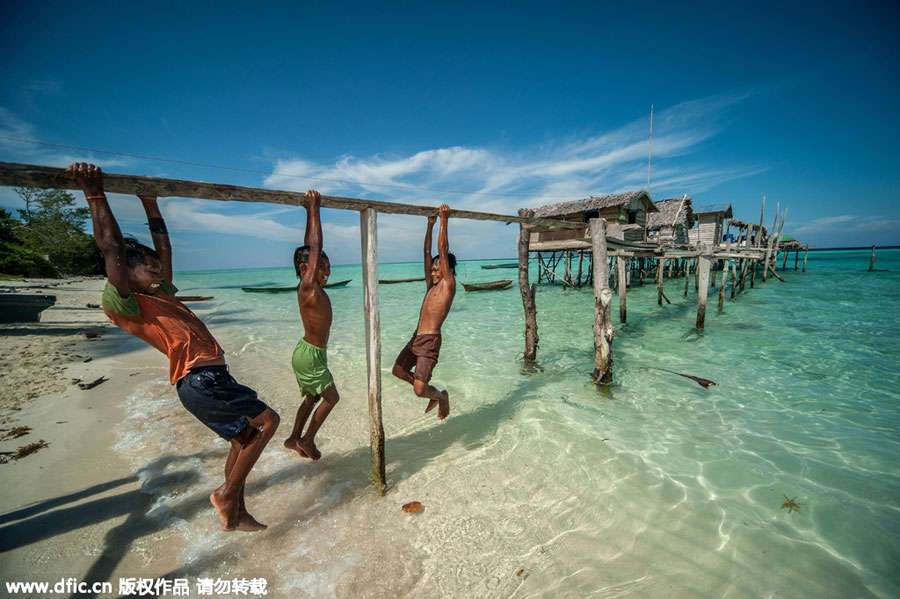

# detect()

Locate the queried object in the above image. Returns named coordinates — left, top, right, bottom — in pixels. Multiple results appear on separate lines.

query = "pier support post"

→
left=517, top=217, right=539, bottom=363
left=803, top=246, right=809, bottom=272
left=360, top=208, right=385, bottom=491
left=869, top=245, right=875, bottom=271
left=657, top=258, right=665, bottom=306
left=718, top=240, right=731, bottom=313
left=697, top=249, right=712, bottom=329
left=590, top=218, right=614, bottom=384
left=617, top=256, right=627, bottom=323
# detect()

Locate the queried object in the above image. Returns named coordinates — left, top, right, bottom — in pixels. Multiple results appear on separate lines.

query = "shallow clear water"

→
left=113, top=249, right=900, bottom=598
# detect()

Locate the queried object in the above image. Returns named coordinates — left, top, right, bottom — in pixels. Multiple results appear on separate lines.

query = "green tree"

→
left=0, top=188, right=103, bottom=277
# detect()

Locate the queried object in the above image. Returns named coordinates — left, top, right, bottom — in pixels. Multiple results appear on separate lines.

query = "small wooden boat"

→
left=241, top=286, right=295, bottom=293
left=379, top=277, right=426, bottom=284
left=175, top=295, right=214, bottom=302
left=0, top=293, right=56, bottom=322
left=324, top=279, right=351, bottom=288
left=462, top=279, right=513, bottom=292
left=481, top=263, right=518, bottom=269
left=241, top=279, right=351, bottom=293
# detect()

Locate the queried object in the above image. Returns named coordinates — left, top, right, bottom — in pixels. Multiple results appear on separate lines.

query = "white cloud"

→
left=794, top=215, right=856, bottom=234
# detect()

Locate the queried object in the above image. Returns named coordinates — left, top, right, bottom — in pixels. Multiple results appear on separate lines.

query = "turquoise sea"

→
left=112, top=249, right=900, bottom=598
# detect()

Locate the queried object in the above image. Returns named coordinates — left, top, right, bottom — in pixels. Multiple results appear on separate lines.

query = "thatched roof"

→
left=647, top=197, right=693, bottom=230
left=692, top=203, right=733, bottom=218
left=730, top=219, right=768, bottom=236
left=531, top=190, right=657, bottom=218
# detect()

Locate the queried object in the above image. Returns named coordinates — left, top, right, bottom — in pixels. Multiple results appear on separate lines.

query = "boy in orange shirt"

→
left=66, top=163, right=280, bottom=533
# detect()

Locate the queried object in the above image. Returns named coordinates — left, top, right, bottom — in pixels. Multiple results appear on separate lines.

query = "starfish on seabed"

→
left=781, top=495, right=802, bottom=513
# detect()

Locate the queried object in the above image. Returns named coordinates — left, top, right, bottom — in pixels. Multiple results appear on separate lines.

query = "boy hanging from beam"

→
left=392, top=204, right=456, bottom=419
left=284, top=190, right=340, bottom=460
left=66, top=163, right=280, bottom=533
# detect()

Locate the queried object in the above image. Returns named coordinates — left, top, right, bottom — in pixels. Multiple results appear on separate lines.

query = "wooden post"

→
left=684, top=257, right=691, bottom=297
left=718, top=240, right=731, bottom=312
left=696, top=250, right=712, bottom=329
left=782, top=247, right=789, bottom=269
left=359, top=208, right=385, bottom=490
left=869, top=245, right=875, bottom=271
left=576, top=250, right=584, bottom=287
left=518, top=218, right=539, bottom=363
left=657, top=258, right=665, bottom=306
left=694, top=257, right=699, bottom=290
left=762, top=234, right=774, bottom=282
left=794, top=249, right=799, bottom=270
left=616, top=256, right=627, bottom=323
left=590, top=219, right=614, bottom=384
left=803, top=246, right=809, bottom=272
left=730, top=253, right=738, bottom=299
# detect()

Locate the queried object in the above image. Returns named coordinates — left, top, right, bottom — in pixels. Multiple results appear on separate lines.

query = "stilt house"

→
left=647, top=196, right=694, bottom=246
left=688, top=203, right=732, bottom=247
left=528, top=191, right=657, bottom=249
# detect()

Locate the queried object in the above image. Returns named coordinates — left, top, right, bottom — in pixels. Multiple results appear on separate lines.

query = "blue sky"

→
left=1, top=1, right=898, bottom=270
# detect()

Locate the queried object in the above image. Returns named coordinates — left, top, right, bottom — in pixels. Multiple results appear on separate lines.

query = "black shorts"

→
left=394, top=333, right=442, bottom=383
left=176, top=365, right=268, bottom=441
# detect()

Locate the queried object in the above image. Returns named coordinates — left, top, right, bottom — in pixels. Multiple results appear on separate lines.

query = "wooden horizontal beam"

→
left=0, top=161, right=584, bottom=230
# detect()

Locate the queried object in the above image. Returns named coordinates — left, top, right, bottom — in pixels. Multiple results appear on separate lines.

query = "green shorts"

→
left=292, top=338, right=335, bottom=397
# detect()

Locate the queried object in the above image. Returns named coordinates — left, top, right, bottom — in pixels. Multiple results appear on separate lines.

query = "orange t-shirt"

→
left=102, top=281, right=224, bottom=384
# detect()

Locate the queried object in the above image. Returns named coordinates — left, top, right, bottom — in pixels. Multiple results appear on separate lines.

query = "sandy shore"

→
left=0, top=278, right=183, bottom=595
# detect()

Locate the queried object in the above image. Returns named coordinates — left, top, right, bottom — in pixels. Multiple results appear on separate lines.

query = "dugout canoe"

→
left=379, top=276, right=426, bottom=284
left=462, top=279, right=513, bottom=292
left=480, top=263, right=518, bottom=269
left=241, top=279, right=351, bottom=293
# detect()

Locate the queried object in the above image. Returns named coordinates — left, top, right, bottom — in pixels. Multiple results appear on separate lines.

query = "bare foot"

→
left=296, top=437, right=322, bottom=460
left=209, top=485, right=239, bottom=531
left=425, top=399, right=439, bottom=413
left=283, top=438, right=311, bottom=458
left=437, top=390, right=450, bottom=420
left=235, top=509, right=268, bottom=532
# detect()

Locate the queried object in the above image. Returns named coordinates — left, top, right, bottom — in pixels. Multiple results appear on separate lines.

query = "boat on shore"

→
left=175, top=295, right=214, bottom=302
left=0, top=293, right=56, bottom=322
left=462, top=279, right=513, bottom=292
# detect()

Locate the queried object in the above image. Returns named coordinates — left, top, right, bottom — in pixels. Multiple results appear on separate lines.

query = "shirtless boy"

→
left=392, top=204, right=456, bottom=419
left=284, top=190, right=340, bottom=460
left=66, top=163, right=280, bottom=532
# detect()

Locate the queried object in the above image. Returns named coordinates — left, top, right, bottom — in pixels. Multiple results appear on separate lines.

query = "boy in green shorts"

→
left=284, top=190, right=340, bottom=461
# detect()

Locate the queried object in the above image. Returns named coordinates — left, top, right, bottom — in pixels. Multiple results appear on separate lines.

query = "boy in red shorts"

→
left=66, top=163, right=280, bottom=532
left=392, top=204, right=456, bottom=419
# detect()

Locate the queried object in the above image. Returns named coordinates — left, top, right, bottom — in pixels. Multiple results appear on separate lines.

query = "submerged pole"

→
left=657, top=258, right=665, bottom=306
left=696, top=249, right=712, bottom=329
left=718, top=240, right=731, bottom=312
left=803, top=246, right=809, bottom=272
left=590, top=218, right=614, bottom=384
left=617, top=255, right=627, bottom=323
left=359, top=208, right=385, bottom=491
left=869, top=245, right=875, bottom=271
left=517, top=216, right=539, bottom=363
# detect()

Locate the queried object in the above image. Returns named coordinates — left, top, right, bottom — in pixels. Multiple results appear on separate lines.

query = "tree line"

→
left=0, top=187, right=104, bottom=277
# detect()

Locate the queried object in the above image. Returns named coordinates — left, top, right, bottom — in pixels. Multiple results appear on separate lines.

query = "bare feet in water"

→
left=425, top=390, right=450, bottom=420
left=283, top=437, right=321, bottom=460
left=210, top=485, right=268, bottom=532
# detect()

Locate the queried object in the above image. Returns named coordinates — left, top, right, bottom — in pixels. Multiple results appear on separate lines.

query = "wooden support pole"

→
left=684, top=258, right=691, bottom=297
left=617, top=256, right=627, bottom=323
left=517, top=219, right=539, bottom=363
left=782, top=247, right=789, bottom=269
left=766, top=261, right=786, bottom=282
left=717, top=259, right=728, bottom=313
left=696, top=250, right=712, bottom=329
left=803, top=246, right=809, bottom=272
left=730, top=253, right=738, bottom=299
left=694, top=257, right=699, bottom=290
left=576, top=250, right=584, bottom=287
left=794, top=249, right=799, bottom=270
left=762, top=234, right=774, bottom=282
left=359, top=208, right=385, bottom=491
left=869, top=245, right=875, bottom=271
left=590, top=219, right=614, bottom=384
left=657, top=258, right=665, bottom=306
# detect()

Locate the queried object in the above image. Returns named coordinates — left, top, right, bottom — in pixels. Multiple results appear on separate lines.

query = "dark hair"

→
left=433, top=252, right=457, bottom=275
left=293, top=245, right=330, bottom=278
left=123, top=237, right=159, bottom=270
